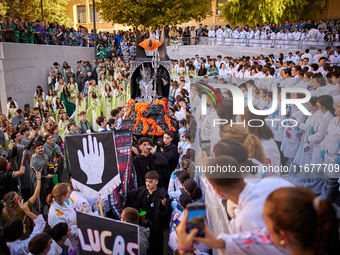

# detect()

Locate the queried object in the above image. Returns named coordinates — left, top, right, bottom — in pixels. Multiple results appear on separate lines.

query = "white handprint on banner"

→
left=77, top=135, right=105, bottom=185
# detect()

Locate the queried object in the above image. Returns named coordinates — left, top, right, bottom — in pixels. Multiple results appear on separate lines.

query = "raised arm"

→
left=29, top=169, right=41, bottom=205
left=13, top=150, right=29, bottom=178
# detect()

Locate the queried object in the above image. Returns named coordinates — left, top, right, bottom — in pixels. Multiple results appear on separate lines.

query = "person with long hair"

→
left=207, top=61, right=219, bottom=76
left=74, top=92, right=87, bottom=124
left=47, top=183, right=78, bottom=247
left=86, top=92, right=101, bottom=131
left=220, top=125, right=266, bottom=164
left=293, top=96, right=323, bottom=171
left=241, top=107, right=280, bottom=167
left=0, top=199, right=45, bottom=255
left=176, top=186, right=339, bottom=255
left=34, top=86, right=45, bottom=107
left=2, top=169, right=41, bottom=240
left=58, top=112, right=69, bottom=138
left=101, top=83, right=115, bottom=119
left=0, top=146, right=27, bottom=204
left=305, top=95, right=335, bottom=194
left=68, top=77, right=78, bottom=104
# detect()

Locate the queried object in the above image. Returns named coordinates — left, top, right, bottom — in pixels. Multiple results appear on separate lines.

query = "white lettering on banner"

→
left=77, top=228, right=138, bottom=254
left=201, top=85, right=311, bottom=116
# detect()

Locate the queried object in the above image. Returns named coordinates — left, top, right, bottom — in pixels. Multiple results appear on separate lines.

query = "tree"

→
left=218, top=0, right=324, bottom=27
left=98, top=0, right=213, bottom=28
left=0, top=0, right=73, bottom=27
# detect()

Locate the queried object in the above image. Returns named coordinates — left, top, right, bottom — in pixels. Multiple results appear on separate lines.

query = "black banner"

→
left=65, top=133, right=118, bottom=192
left=76, top=211, right=139, bottom=255
left=109, top=130, right=136, bottom=218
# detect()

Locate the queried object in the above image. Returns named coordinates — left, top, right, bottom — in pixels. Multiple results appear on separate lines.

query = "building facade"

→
left=68, top=0, right=340, bottom=31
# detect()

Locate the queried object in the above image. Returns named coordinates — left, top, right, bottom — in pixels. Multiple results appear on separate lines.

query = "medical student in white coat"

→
left=47, top=183, right=78, bottom=247
left=4, top=201, right=45, bottom=255
left=293, top=97, right=323, bottom=173
left=305, top=95, right=335, bottom=194
left=241, top=107, right=281, bottom=168
left=320, top=101, right=340, bottom=173
left=70, top=178, right=107, bottom=216
left=319, top=101, right=340, bottom=202
left=280, top=93, right=306, bottom=165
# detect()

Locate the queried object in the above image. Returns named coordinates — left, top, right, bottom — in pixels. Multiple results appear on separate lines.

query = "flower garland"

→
left=128, top=98, right=176, bottom=135
left=126, top=99, right=135, bottom=117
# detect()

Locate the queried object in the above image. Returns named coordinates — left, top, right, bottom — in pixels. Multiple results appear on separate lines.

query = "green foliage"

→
left=0, top=0, right=73, bottom=27
left=98, top=0, right=213, bottom=28
left=218, top=0, right=324, bottom=27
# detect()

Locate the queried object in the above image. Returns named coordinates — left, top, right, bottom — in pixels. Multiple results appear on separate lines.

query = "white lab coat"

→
left=168, top=175, right=182, bottom=200
left=325, top=84, right=339, bottom=97
left=48, top=199, right=78, bottom=247
left=281, top=106, right=306, bottom=159
left=261, top=138, right=281, bottom=167
left=229, top=178, right=293, bottom=234
left=7, top=215, right=45, bottom=255
left=217, top=229, right=289, bottom=255
left=47, top=239, right=74, bottom=255
left=70, top=190, right=106, bottom=216
left=320, top=116, right=340, bottom=177
left=308, top=110, right=334, bottom=164
left=293, top=109, right=323, bottom=167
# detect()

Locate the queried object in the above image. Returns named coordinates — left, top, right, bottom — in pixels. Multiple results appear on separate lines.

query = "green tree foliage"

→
left=98, top=0, right=213, bottom=28
left=0, top=0, right=73, bottom=27
left=218, top=0, right=325, bottom=26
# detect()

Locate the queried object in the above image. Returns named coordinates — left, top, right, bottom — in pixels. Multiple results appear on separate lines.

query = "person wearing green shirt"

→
left=207, top=61, right=219, bottom=76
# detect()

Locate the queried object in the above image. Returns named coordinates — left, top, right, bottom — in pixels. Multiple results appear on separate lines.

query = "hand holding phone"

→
left=187, top=204, right=206, bottom=237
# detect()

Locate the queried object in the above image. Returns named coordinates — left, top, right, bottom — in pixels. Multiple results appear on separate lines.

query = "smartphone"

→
left=200, top=140, right=212, bottom=159
left=187, top=203, right=206, bottom=237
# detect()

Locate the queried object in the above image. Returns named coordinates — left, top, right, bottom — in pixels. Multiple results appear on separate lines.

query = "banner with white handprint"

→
left=65, top=132, right=120, bottom=197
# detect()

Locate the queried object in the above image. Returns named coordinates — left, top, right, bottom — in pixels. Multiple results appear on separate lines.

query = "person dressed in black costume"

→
left=124, top=171, right=171, bottom=255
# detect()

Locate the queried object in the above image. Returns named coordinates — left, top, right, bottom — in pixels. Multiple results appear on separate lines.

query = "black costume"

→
left=124, top=186, right=171, bottom=255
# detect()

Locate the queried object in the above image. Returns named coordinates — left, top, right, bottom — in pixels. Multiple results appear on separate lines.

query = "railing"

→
left=0, top=30, right=95, bottom=47
left=2, top=30, right=340, bottom=50
left=196, top=37, right=340, bottom=50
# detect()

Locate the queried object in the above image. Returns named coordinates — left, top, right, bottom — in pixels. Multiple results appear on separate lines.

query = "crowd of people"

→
left=0, top=43, right=340, bottom=255
left=1, top=13, right=340, bottom=47
left=169, top=47, right=340, bottom=79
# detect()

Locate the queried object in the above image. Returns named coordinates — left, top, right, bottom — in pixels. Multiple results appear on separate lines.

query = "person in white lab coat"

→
left=175, top=156, right=294, bottom=255
left=3, top=201, right=45, bottom=255
left=319, top=101, right=340, bottom=202
left=293, top=97, right=322, bottom=169
left=305, top=95, right=335, bottom=194
left=47, top=183, right=78, bottom=247
left=47, top=222, right=75, bottom=255
left=176, top=186, right=339, bottom=255
left=241, top=107, right=281, bottom=168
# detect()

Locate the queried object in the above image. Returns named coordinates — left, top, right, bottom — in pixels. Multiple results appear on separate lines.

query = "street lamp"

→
left=92, top=0, right=97, bottom=63
left=41, top=0, right=43, bottom=21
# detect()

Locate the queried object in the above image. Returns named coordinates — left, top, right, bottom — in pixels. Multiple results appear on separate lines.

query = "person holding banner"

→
left=121, top=207, right=150, bottom=255
left=47, top=183, right=78, bottom=248
left=125, top=171, right=171, bottom=255
left=76, top=111, right=94, bottom=134
left=47, top=222, right=76, bottom=255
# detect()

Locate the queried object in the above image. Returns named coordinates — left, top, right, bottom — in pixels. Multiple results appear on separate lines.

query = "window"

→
left=77, top=6, right=86, bottom=23
left=89, top=5, right=100, bottom=22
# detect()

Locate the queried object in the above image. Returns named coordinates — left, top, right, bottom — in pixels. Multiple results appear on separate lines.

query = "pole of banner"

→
left=98, top=193, right=104, bottom=217
left=92, top=0, right=97, bottom=63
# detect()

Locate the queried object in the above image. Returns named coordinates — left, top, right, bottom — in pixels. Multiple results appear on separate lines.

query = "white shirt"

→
left=229, top=178, right=293, bottom=234
left=7, top=101, right=19, bottom=109
left=47, top=239, right=73, bottom=255
left=7, top=215, right=45, bottom=255
left=208, top=30, right=216, bottom=37
left=301, top=53, right=313, bottom=64
left=216, top=29, right=224, bottom=37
